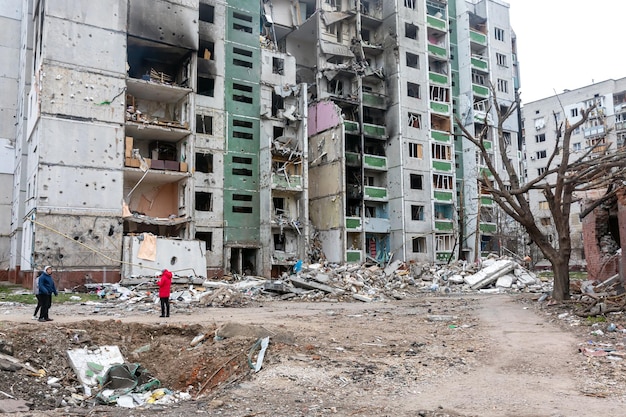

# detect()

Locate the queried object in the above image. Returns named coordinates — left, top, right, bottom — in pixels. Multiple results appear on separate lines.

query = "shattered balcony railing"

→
left=271, top=173, right=303, bottom=190
left=272, top=214, right=302, bottom=235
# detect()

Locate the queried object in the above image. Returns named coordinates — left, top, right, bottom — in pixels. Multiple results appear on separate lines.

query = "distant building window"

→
left=497, top=79, right=508, bottom=93
left=436, top=235, right=455, bottom=252
left=540, top=217, right=551, bottom=226
left=197, top=77, right=215, bottom=97
left=196, top=192, right=213, bottom=211
left=535, top=134, right=546, bottom=143
left=195, top=231, right=213, bottom=251
left=405, top=23, right=418, bottom=40
left=410, top=174, right=423, bottom=190
left=571, top=108, right=579, bottom=117
left=406, top=52, right=419, bottom=69
left=537, top=167, right=547, bottom=175
left=199, top=4, right=214, bottom=23
left=407, top=82, right=421, bottom=99
left=433, top=174, right=453, bottom=190
left=404, top=0, right=416, bottom=10
left=272, top=57, right=284, bottom=74
left=494, top=27, right=505, bottom=41
left=432, top=143, right=452, bottom=160
left=195, top=152, right=214, bottom=173
left=539, top=201, right=549, bottom=210
left=411, top=205, right=424, bottom=221
left=536, top=150, right=547, bottom=159
left=196, top=115, right=213, bottom=135
left=496, top=53, right=507, bottom=67
left=412, top=236, right=426, bottom=253
left=573, top=142, right=581, bottom=151
left=409, top=142, right=423, bottom=158
left=233, top=12, right=253, bottom=33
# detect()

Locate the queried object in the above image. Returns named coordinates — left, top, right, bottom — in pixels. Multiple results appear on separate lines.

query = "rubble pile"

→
left=569, top=273, right=626, bottom=317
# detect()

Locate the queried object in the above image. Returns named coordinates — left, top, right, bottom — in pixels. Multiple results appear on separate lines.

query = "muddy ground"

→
left=1, top=293, right=626, bottom=416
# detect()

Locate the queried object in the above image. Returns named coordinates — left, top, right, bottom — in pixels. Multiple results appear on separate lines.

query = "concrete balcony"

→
left=427, top=14, right=447, bottom=32
left=472, top=84, right=489, bottom=98
left=363, top=123, right=387, bottom=139
left=430, top=101, right=450, bottom=115
left=346, top=250, right=363, bottom=263
left=428, top=43, right=447, bottom=59
left=431, top=130, right=451, bottom=143
left=271, top=173, right=303, bottom=191
left=345, top=216, right=362, bottom=231
left=435, top=219, right=454, bottom=231
left=363, top=154, right=387, bottom=171
left=432, top=160, right=453, bottom=172
left=345, top=152, right=361, bottom=167
left=364, top=185, right=387, bottom=201
left=434, top=190, right=453, bottom=202
left=429, top=71, right=449, bottom=85
left=363, top=217, right=390, bottom=233
left=362, top=91, right=386, bottom=109
left=471, top=56, right=488, bottom=72
left=479, top=222, right=497, bottom=233
left=470, top=30, right=487, bottom=46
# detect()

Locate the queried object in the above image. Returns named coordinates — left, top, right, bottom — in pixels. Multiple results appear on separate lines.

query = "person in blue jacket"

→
left=38, top=266, right=58, bottom=322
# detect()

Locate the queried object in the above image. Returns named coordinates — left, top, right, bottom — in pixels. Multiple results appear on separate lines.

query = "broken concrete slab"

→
left=496, top=274, right=515, bottom=288
left=289, top=276, right=345, bottom=295
left=66, top=345, right=125, bottom=396
left=464, top=259, right=517, bottom=290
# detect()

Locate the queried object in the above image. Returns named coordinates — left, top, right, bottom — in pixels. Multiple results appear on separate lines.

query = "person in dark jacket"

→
left=33, top=269, right=44, bottom=320
left=157, top=269, right=172, bottom=317
left=38, top=266, right=58, bottom=322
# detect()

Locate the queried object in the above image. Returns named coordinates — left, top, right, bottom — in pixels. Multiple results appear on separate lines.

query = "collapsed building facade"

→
left=0, top=0, right=521, bottom=287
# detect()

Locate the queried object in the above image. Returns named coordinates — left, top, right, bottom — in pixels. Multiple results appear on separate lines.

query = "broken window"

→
left=536, top=150, right=547, bottom=159
left=535, top=133, right=545, bottom=143
left=196, top=192, right=213, bottom=211
left=273, top=197, right=285, bottom=215
left=411, top=205, right=424, bottom=221
left=232, top=118, right=254, bottom=140
left=433, top=174, right=453, bottom=190
left=198, top=40, right=214, bottom=60
left=410, top=174, right=423, bottom=190
left=233, top=206, right=253, bottom=213
left=409, top=142, right=423, bottom=158
left=407, top=82, right=421, bottom=99
left=496, top=52, right=507, bottom=67
left=233, top=156, right=252, bottom=164
left=408, top=112, right=422, bottom=129
left=199, top=3, right=214, bottom=23
left=195, top=231, right=213, bottom=251
left=273, top=234, right=285, bottom=251
left=472, top=71, right=485, bottom=85
left=233, top=47, right=254, bottom=68
left=540, top=217, right=551, bottom=226
left=406, top=52, right=419, bottom=69
left=430, top=86, right=449, bottom=102
left=233, top=12, right=253, bottom=33
left=195, top=152, right=214, bottom=173
left=405, top=23, right=418, bottom=40
left=494, top=27, right=505, bottom=41
left=233, top=83, right=254, bottom=104
left=273, top=126, right=284, bottom=140
left=537, top=167, right=547, bottom=175
left=197, top=77, right=215, bottom=97
left=328, top=79, right=343, bottom=96
left=404, top=0, right=416, bottom=10
left=196, top=115, right=213, bottom=135
left=272, top=57, right=284, bottom=75
left=412, top=236, right=426, bottom=253
left=539, top=201, right=549, bottom=210
left=497, top=79, right=508, bottom=93
left=232, top=167, right=253, bottom=176
left=272, top=92, right=284, bottom=117
left=361, top=29, right=370, bottom=42
left=432, top=143, right=451, bottom=160
left=233, top=194, right=253, bottom=201
left=436, top=235, right=455, bottom=251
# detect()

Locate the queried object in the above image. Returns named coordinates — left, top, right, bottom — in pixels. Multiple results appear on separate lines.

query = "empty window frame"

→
left=410, top=174, right=423, bottom=189
left=571, top=108, right=579, bottom=117
left=497, top=79, right=508, bottom=93
left=406, top=52, right=419, bottom=69
left=233, top=12, right=253, bottom=33
left=197, top=77, right=215, bottom=97
left=536, top=150, right=547, bottom=159
left=432, top=143, right=452, bottom=160
left=273, top=197, right=285, bottom=215
left=272, top=57, right=284, bottom=74
left=195, top=152, right=214, bottom=173
left=233, top=47, right=253, bottom=68
left=412, top=236, right=426, bottom=253
left=538, top=201, right=549, bottom=210
left=407, top=82, right=421, bottom=99
left=494, top=27, right=505, bottom=41
left=535, top=133, right=546, bottom=143
left=195, top=192, right=213, bottom=211
left=409, top=142, right=423, bottom=158
left=436, top=235, right=455, bottom=251
left=195, top=231, right=213, bottom=251
left=430, top=86, right=449, bottom=102
left=411, top=205, right=424, bottom=221
left=233, top=83, right=254, bottom=103
left=433, top=174, right=453, bottom=190
left=540, top=217, right=551, bottom=226
left=196, top=114, right=213, bottom=135
left=496, top=52, right=507, bottom=67
left=472, top=71, right=485, bottom=85
left=198, top=40, right=215, bottom=60
left=273, top=233, right=285, bottom=250
left=405, top=23, right=418, bottom=40
left=404, top=0, right=416, bottom=9
left=199, top=3, right=214, bottom=23
left=408, top=112, right=422, bottom=129
left=573, top=142, right=582, bottom=151
left=537, top=167, right=547, bottom=175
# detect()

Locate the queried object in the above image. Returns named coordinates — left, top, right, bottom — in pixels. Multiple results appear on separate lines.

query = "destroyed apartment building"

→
left=0, top=0, right=523, bottom=288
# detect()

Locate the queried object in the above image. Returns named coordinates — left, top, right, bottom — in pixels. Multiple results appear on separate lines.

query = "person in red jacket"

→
left=156, top=269, right=172, bottom=317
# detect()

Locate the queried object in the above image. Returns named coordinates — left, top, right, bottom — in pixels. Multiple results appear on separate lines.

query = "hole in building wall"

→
left=170, top=256, right=177, bottom=265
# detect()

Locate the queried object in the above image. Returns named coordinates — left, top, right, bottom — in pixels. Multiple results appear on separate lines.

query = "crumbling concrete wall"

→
left=582, top=192, right=621, bottom=281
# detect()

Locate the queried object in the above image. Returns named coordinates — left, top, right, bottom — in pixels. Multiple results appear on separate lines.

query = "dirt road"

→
left=1, top=294, right=625, bottom=416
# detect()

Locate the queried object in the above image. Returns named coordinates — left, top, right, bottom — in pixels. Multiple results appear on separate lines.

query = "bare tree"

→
left=457, top=89, right=626, bottom=301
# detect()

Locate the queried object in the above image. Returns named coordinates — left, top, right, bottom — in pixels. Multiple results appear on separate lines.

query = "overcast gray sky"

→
left=506, top=0, right=626, bottom=104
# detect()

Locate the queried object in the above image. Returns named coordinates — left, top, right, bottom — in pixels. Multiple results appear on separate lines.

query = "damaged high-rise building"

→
left=0, top=0, right=521, bottom=287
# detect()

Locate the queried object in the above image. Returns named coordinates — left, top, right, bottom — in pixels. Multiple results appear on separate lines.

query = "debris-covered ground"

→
left=1, top=257, right=626, bottom=416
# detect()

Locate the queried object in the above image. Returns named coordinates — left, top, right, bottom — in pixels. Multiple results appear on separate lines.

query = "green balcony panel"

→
left=483, top=140, right=492, bottom=150
left=480, top=196, right=493, bottom=206
left=479, top=167, right=492, bottom=178
left=428, top=43, right=447, bottom=59
left=364, top=186, right=387, bottom=199
left=429, top=71, right=449, bottom=85
left=472, top=84, right=489, bottom=97
left=363, top=123, right=386, bottom=138
left=436, top=251, right=453, bottom=262
left=364, top=154, right=387, bottom=170
left=346, top=217, right=362, bottom=230
left=435, top=220, right=454, bottom=231
left=471, top=57, right=488, bottom=71
left=345, top=152, right=361, bottom=166
left=432, top=160, right=453, bottom=171
left=470, top=30, right=487, bottom=45
left=346, top=250, right=362, bottom=263
left=430, top=101, right=450, bottom=114
left=431, top=130, right=451, bottom=142
left=480, top=223, right=497, bottom=233
left=363, top=92, right=386, bottom=108
left=344, top=120, right=359, bottom=133
left=427, top=15, right=447, bottom=31
left=272, top=174, right=303, bottom=189
left=434, top=190, right=453, bottom=201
